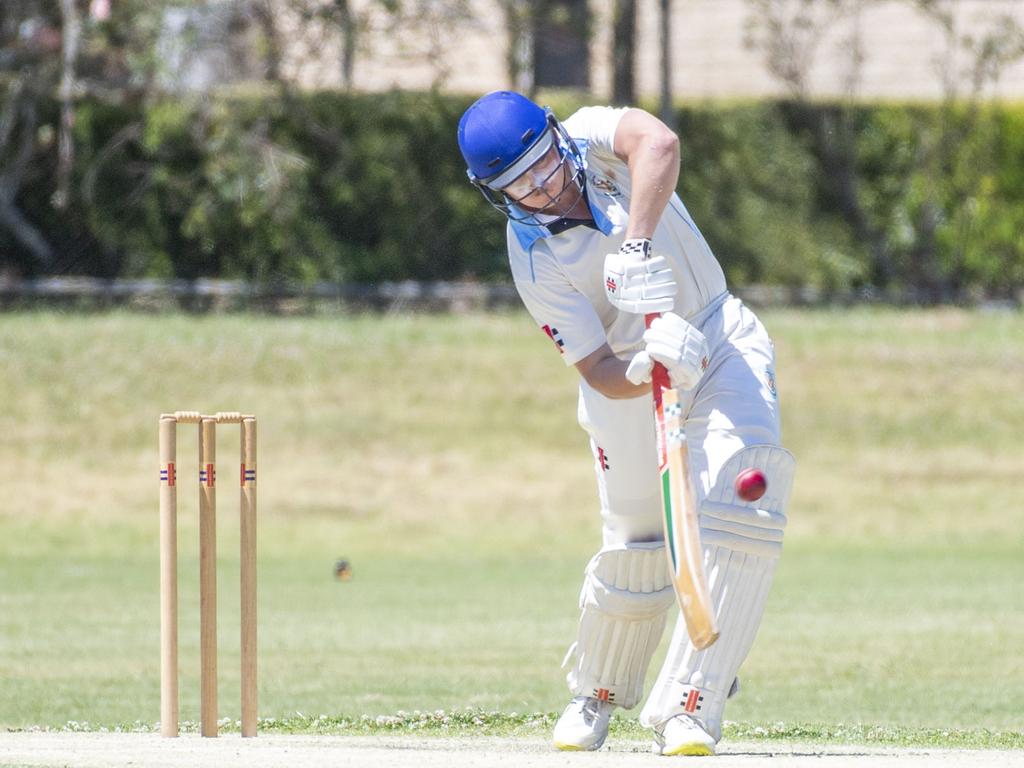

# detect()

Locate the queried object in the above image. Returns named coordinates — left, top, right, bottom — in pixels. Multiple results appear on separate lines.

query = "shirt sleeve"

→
left=562, top=106, right=630, bottom=158
left=510, top=245, right=608, bottom=367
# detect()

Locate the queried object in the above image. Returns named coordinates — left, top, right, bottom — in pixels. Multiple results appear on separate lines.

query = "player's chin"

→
left=530, top=187, right=581, bottom=217
left=555, top=182, right=584, bottom=208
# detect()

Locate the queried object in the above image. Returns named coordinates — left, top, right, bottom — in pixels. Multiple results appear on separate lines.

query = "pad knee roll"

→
left=565, top=542, right=675, bottom=710
left=701, top=444, right=794, bottom=558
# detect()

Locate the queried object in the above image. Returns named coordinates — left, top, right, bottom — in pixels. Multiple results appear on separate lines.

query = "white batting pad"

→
left=640, top=444, right=795, bottom=739
left=564, top=542, right=676, bottom=710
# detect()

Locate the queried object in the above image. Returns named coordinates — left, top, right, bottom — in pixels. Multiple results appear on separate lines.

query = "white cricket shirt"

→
left=507, top=106, right=728, bottom=366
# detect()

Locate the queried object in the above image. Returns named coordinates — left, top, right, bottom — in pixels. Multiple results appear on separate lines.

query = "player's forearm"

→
left=577, top=351, right=648, bottom=399
left=624, top=132, right=680, bottom=240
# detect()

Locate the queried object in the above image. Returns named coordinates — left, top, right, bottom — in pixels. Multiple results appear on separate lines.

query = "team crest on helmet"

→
left=590, top=173, right=621, bottom=198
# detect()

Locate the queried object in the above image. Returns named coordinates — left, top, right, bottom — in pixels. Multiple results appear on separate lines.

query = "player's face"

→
left=501, top=146, right=576, bottom=212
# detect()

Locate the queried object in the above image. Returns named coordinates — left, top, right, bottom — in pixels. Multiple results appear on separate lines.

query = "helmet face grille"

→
left=473, top=119, right=588, bottom=229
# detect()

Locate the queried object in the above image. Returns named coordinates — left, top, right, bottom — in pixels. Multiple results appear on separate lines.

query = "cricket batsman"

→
left=457, top=91, right=796, bottom=756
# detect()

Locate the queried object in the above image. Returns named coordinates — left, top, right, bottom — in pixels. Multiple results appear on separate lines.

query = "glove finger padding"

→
left=620, top=281, right=677, bottom=301
left=642, top=312, right=710, bottom=391
left=644, top=339, right=686, bottom=366
left=620, top=254, right=670, bottom=278
left=616, top=295, right=676, bottom=315
left=647, top=311, right=693, bottom=337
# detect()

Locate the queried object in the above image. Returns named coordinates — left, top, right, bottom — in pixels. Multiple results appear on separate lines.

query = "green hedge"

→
left=3, top=90, right=1023, bottom=299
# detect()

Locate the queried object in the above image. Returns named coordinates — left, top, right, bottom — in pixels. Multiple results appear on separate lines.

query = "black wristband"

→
left=619, top=238, right=653, bottom=259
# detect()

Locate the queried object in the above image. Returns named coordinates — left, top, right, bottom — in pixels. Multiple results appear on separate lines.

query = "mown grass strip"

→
left=12, top=710, right=1022, bottom=749
left=723, top=721, right=1024, bottom=750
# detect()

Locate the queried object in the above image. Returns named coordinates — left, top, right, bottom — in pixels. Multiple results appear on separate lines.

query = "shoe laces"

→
left=576, top=696, right=605, bottom=725
left=664, top=712, right=708, bottom=739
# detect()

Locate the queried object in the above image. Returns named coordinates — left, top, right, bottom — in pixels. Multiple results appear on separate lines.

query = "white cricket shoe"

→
left=652, top=713, right=717, bottom=756
left=552, top=696, right=616, bottom=751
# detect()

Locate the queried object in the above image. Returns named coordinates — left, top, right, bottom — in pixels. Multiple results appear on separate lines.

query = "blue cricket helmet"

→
left=457, top=91, right=585, bottom=226
left=458, top=91, right=550, bottom=186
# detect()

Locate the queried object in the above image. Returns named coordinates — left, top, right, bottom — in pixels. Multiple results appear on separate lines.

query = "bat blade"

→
left=658, top=385, right=719, bottom=650
left=642, top=307, right=718, bottom=650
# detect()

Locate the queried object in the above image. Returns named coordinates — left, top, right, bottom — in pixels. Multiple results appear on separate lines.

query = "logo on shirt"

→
left=590, top=173, right=621, bottom=198
left=542, top=324, right=565, bottom=355
left=597, top=447, right=610, bottom=472
left=765, top=369, right=777, bottom=398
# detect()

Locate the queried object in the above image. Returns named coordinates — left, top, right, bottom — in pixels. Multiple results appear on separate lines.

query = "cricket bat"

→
left=646, top=318, right=720, bottom=650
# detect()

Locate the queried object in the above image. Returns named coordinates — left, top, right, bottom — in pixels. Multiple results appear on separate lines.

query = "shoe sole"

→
left=553, top=738, right=606, bottom=752
left=661, top=743, right=714, bottom=757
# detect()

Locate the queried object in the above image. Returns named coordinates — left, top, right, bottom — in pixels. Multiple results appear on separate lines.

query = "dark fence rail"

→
left=0, top=277, right=1020, bottom=313
left=0, top=277, right=522, bottom=313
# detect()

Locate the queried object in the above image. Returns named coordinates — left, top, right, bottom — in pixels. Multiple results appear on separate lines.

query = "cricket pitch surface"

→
left=3, top=732, right=1023, bottom=767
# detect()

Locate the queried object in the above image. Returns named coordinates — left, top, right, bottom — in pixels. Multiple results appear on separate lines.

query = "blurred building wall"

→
left=631, top=0, right=1024, bottom=100
left=275, top=0, right=1024, bottom=99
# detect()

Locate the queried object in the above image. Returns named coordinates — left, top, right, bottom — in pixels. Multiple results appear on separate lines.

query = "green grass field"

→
left=0, top=308, right=1022, bottom=746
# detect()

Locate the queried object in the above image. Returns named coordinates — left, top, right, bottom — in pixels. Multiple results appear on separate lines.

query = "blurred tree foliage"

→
left=2, top=88, right=1023, bottom=298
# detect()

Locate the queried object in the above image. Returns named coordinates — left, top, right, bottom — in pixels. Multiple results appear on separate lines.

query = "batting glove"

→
left=603, top=238, right=677, bottom=314
left=625, top=350, right=657, bottom=386
left=626, top=312, right=710, bottom=391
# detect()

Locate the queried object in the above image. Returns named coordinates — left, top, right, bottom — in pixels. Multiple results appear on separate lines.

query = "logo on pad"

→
left=681, top=687, right=704, bottom=713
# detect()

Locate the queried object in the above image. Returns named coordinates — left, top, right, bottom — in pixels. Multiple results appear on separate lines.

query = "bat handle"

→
left=644, top=311, right=674, bottom=470
left=644, top=312, right=672, bottom=400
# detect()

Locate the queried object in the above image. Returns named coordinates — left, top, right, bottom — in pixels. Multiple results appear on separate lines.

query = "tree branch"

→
left=0, top=92, right=54, bottom=266
left=55, top=0, right=82, bottom=210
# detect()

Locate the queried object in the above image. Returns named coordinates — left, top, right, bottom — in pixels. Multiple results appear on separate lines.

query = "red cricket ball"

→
left=735, top=467, right=767, bottom=502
